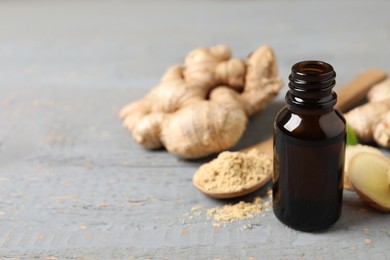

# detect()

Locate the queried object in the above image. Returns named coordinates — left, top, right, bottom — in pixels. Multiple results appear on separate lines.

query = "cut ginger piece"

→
left=348, top=152, right=390, bottom=212
left=388, top=167, right=390, bottom=190
left=344, top=145, right=384, bottom=190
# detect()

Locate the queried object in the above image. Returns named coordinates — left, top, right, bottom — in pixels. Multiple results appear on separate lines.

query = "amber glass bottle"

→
left=273, top=60, right=346, bottom=231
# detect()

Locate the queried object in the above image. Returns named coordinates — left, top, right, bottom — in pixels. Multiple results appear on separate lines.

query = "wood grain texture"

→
left=0, top=0, right=390, bottom=259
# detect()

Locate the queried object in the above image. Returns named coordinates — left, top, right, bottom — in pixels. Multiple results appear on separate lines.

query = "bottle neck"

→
left=286, top=60, right=337, bottom=113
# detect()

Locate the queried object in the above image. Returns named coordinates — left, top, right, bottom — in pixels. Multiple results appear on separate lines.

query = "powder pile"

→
left=193, top=150, right=272, bottom=193
left=183, top=188, right=273, bottom=226
left=207, top=197, right=263, bottom=222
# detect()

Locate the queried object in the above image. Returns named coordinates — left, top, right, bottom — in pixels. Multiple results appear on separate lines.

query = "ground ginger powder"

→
left=207, top=197, right=263, bottom=222
left=193, top=150, right=272, bottom=193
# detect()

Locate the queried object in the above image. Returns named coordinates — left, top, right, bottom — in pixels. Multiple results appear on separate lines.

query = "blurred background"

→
left=0, top=0, right=390, bottom=258
left=1, top=0, right=388, bottom=89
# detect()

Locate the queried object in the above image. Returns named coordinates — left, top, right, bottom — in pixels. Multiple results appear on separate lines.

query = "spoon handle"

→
left=336, top=69, right=387, bottom=112
left=241, top=69, right=388, bottom=157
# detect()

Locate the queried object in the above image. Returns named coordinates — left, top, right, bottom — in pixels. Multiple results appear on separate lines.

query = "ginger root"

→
left=346, top=79, right=390, bottom=147
left=367, top=79, right=390, bottom=102
left=120, top=45, right=283, bottom=158
left=373, top=111, right=390, bottom=147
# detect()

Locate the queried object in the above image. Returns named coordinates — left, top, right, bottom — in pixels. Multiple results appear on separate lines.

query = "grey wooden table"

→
left=0, top=0, right=389, bottom=259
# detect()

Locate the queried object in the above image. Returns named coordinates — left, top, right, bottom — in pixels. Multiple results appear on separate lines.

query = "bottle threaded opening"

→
left=289, top=60, right=336, bottom=89
left=287, top=60, right=337, bottom=110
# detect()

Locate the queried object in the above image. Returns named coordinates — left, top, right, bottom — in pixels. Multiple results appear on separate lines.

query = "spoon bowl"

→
left=192, top=173, right=271, bottom=199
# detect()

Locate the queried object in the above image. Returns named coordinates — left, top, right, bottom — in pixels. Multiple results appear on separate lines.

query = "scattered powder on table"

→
left=193, top=150, right=272, bottom=193
left=182, top=188, right=273, bottom=227
left=207, top=197, right=263, bottom=223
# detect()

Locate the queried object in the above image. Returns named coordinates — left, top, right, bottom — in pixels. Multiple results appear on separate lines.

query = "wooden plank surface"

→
left=0, top=0, right=389, bottom=259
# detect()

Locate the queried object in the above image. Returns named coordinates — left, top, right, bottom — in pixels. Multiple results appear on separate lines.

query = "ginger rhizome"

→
left=120, top=45, right=283, bottom=158
left=346, top=79, right=390, bottom=147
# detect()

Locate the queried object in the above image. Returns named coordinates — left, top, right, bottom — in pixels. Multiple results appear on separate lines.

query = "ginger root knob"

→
left=346, top=77, right=390, bottom=147
left=373, top=111, right=390, bottom=147
left=345, top=99, right=390, bottom=143
left=120, top=45, right=283, bottom=159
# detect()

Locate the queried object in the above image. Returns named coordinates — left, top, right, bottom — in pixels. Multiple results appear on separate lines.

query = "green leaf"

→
left=347, top=124, right=358, bottom=146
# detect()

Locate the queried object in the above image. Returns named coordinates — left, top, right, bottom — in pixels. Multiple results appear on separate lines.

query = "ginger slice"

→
left=348, top=152, right=390, bottom=212
left=344, top=145, right=384, bottom=190
left=388, top=167, right=390, bottom=190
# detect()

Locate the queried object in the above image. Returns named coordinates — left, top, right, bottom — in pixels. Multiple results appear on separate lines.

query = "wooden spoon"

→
left=193, top=69, right=387, bottom=199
